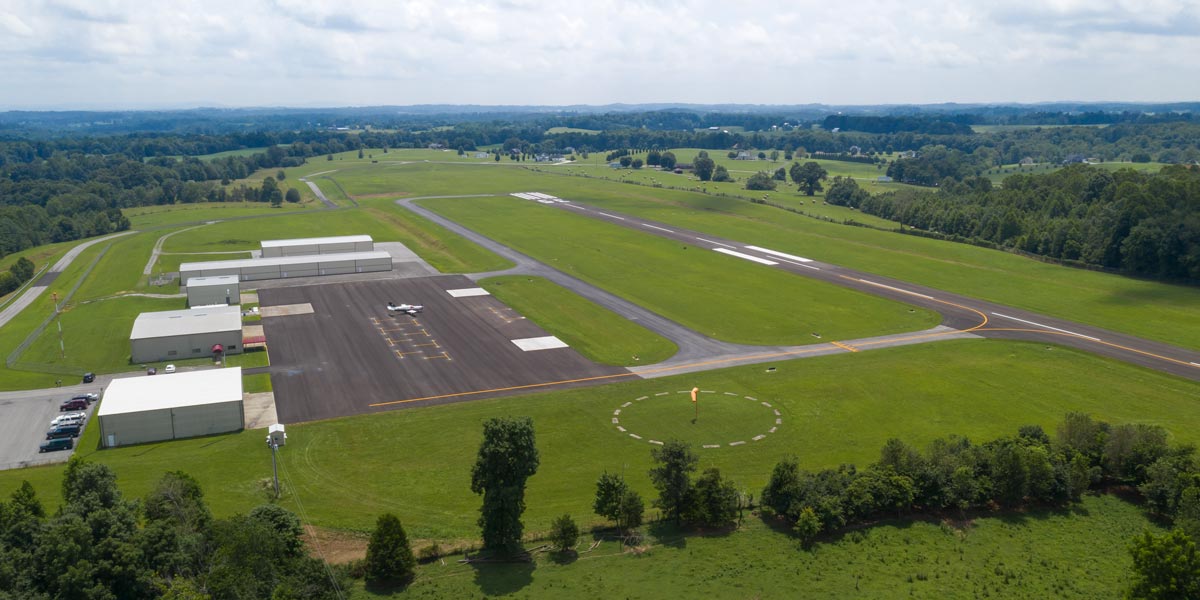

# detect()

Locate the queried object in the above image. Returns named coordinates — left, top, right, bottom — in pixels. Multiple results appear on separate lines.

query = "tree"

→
left=649, top=440, right=698, bottom=525
left=471, top=417, right=540, bottom=554
left=772, top=167, right=787, bottom=181
left=10, top=256, right=34, bottom=282
left=249, top=504, right=305, bottom=558
left=693, top=156, right=716, bottom=181
left=745, top=171, right=776, bottom=191
left=364, top=513, right=415, bottom=585
left=593, top=472, right=627, bottom=525
left=712, top=165, right=733, bottom=182
left=358, top=148, right=365, bottom=159
left=793, top=506, right=821, bottom=549
left=284, top=188, right=301, bottom=203
left=276, top=169, right=286, bottom=181
left=659, top=152, right=677, bottom=170
left=770, top=150, right=780, bottom=162
left=790, top=161, right=828, bottom=196
left=618, top=490, right=645, bottom=532
left=689, top=468, right=740, bottom=527
left=1128, top=529, right=1200, bottom=599
left=632, top=158, right=644, bottom=169
left=646, top=150, right=662, bottom=166
left=549, top=514, right=579, bottom=553
left=619, top=156, right=633, bottom=168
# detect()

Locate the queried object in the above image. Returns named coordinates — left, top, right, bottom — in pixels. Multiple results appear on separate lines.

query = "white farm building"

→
left=98, top=367, right=244, bottom=448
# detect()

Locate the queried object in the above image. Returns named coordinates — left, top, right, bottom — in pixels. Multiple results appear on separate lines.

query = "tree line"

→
left=826, top=163, right=1200, bottom=282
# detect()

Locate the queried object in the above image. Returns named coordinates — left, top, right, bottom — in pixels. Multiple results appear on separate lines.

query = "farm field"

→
left=373, top=493, right=1151, bottom=599
left=423, top=195, right=939, bottom=346
left=1, top=339, right=1196, bottom=539
left=479, top=275, right=677, bottom=366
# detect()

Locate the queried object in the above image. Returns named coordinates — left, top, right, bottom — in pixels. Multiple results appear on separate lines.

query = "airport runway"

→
left=399, top=195, right=1200, bottom=382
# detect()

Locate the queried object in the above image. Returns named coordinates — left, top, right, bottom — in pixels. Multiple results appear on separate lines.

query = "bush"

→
left=549, top=514, right=579, bottom=552
left=365, top=513, right=416, bottom=584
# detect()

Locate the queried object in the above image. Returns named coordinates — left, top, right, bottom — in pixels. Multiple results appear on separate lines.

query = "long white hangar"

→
left=260, top=234, right=374, bottom=257
left=130, top=305, right=243, bottom=363
left=180, top=252, right=392, bottom=285
left=98, top=367, right=244, bottom=448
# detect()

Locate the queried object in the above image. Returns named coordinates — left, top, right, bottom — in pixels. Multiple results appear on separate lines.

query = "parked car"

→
left=147, top=366, right=157, bottom=376
left=51, top=412, right=86, bottom=426
left=46, top=424, right=81, bottom=439
left=60, top=398, right=89, bottom=411
left=51, top=414, right=85, bottom=428
left=164, top=364, right=176, bottom=374
left=82, top=372, right=95, bottom=383
left=71, top=394, right=98, bottom=405
left=39, top=438, right=74, bottom=453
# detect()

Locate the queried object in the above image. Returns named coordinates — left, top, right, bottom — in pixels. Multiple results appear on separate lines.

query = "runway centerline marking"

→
left=640, top=223, right=674, bottom=233
left=855, top=279, right=933, bottom=300
left=830, top=341, right=859, bottom=353
left=696, top=237, right=736, bottom=249
left=990, top=313, right=1100, bottom=341
left=597, top=212, right=625, bottom=220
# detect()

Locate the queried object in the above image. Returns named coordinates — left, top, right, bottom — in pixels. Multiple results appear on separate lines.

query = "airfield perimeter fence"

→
left=6, top=241, right=116, bottom=376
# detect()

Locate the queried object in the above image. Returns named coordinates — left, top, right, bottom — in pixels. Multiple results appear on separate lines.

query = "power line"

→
left=276, top=449, right=346, bottom=600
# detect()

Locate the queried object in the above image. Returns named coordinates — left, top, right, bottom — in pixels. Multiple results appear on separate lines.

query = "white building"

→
left=130, top=305, right=243, bottom=363
left=260, top=235, right=374, bottom=258
left=98, top=367, right=244, bottom=447
left=179, top=251, right=393, bottom=286
left=185, top=275, right=240, bottom=308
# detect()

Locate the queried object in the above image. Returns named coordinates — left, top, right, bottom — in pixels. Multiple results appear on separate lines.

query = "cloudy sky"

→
left=0, top=0, right=1197, bottom=109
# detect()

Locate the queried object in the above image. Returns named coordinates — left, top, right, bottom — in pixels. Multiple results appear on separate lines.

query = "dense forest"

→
left=826, top=164, right=1200, bottom=280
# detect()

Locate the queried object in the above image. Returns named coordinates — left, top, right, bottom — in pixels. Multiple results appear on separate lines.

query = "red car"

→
left=60, top=398, right=89, bottom=411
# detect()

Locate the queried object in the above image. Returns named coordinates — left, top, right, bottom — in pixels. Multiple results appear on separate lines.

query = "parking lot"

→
left=259, top=275, right=629, bottom=422
left=0, top=385, right=101, bottom=470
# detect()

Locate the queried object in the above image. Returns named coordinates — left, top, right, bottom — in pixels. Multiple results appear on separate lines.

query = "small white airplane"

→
left=387, top=301, right=424, bottom=316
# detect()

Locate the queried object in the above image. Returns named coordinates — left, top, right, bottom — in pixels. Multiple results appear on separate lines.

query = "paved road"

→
left=299, top=178, right=336, bottom=208
left=397, top=196, right=979, bottom=374
left=0, top=231, right=136, bottom=330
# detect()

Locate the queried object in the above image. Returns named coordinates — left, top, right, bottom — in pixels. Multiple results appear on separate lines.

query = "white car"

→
left=51, top=412, right=86, bottom=427
left=164, top=364, right=176, bottom=374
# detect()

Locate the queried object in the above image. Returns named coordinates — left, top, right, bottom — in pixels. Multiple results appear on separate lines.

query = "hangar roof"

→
left=179, top=251, right=392, bottom=272
left=261, top=234, right=373, bottom=248
left=130, top=305, right=242, bottom=340
left=98, top=367, right=243, bottom=416
left=186, top=275, right=240, bottom=288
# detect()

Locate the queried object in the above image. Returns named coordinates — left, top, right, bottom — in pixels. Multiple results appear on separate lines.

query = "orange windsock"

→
left=691, top=387, right=699, bottom=403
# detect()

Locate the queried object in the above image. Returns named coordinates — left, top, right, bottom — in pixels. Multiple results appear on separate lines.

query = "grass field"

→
left=19, top=295, right=181, bottom=372
left=425, top=196, right=939, bottom=346
left=243, top=372, right=272, bottom=393
left=372, top=494, right=1151, bottom=599
left=545, top=126, right=600, bottom=135
left=479, top=275, right=677, bottom=366
left=224, top=347, right=269, bottom=369
left=154, top=252, right=253, bottom=275
left=125, top=202, right=314, bottom=229
left=2, top=339, right=1196, bottom=540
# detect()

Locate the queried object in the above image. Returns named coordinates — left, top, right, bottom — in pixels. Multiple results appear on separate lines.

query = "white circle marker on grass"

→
left=612, top=390, right=781, bottom=448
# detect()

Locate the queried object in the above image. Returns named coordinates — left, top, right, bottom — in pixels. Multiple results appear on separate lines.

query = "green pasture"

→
left=70, top=230, right=179, bottom=300
left=479, top=275, right=676, bottom=366
left=18, top=295, right=181, bottom=373
left=125, top=202, right=313, bottom=229
left=378, top=494, right=1150, bottom=599
left=1, top=339, right=1196, bottom=540
left=424, top=196, right=938, bottom=346
left=545, top=126, right=600, bottom=135
left=985, top=161, right=1168, bottom=183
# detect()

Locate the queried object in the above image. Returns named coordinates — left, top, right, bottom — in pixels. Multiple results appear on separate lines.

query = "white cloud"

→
left=0, top=0, right=1195, bottom=109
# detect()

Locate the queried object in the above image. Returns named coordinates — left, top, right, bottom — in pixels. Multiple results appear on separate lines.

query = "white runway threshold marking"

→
left=744, top=245, right=813, bottom=262
left=856, top=279, right=933, bottom=299
left=990, top=313, right=1101, bottom=341
left=446, top=287, right=490, bottom=298
left=696, top=237, right=736, bottom=249
left=511, top=336, right=570, bottom=351
left=714, top=248, right=778, bottom=266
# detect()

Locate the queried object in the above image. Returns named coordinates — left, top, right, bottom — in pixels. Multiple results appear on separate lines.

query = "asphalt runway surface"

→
left=259, top=275, right=627, bottom=423
left=399, top=195, right=1199, bottom=382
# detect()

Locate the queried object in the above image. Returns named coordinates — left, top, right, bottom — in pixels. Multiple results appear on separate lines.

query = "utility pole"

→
left=270, top=438, right=280, bottom=498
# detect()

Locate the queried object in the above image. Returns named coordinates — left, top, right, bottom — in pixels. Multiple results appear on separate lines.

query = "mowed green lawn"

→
left=125, top=201, right=314, bottom=229
left=18, top=296, right=181, bottom=372
left=423, top=196, right=938, bottom=346
left=375, top=494, right=1151, bottom=599
left=1, top=340, right=1196, bottom=541
left=480, top=275, right=677, bottom=366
